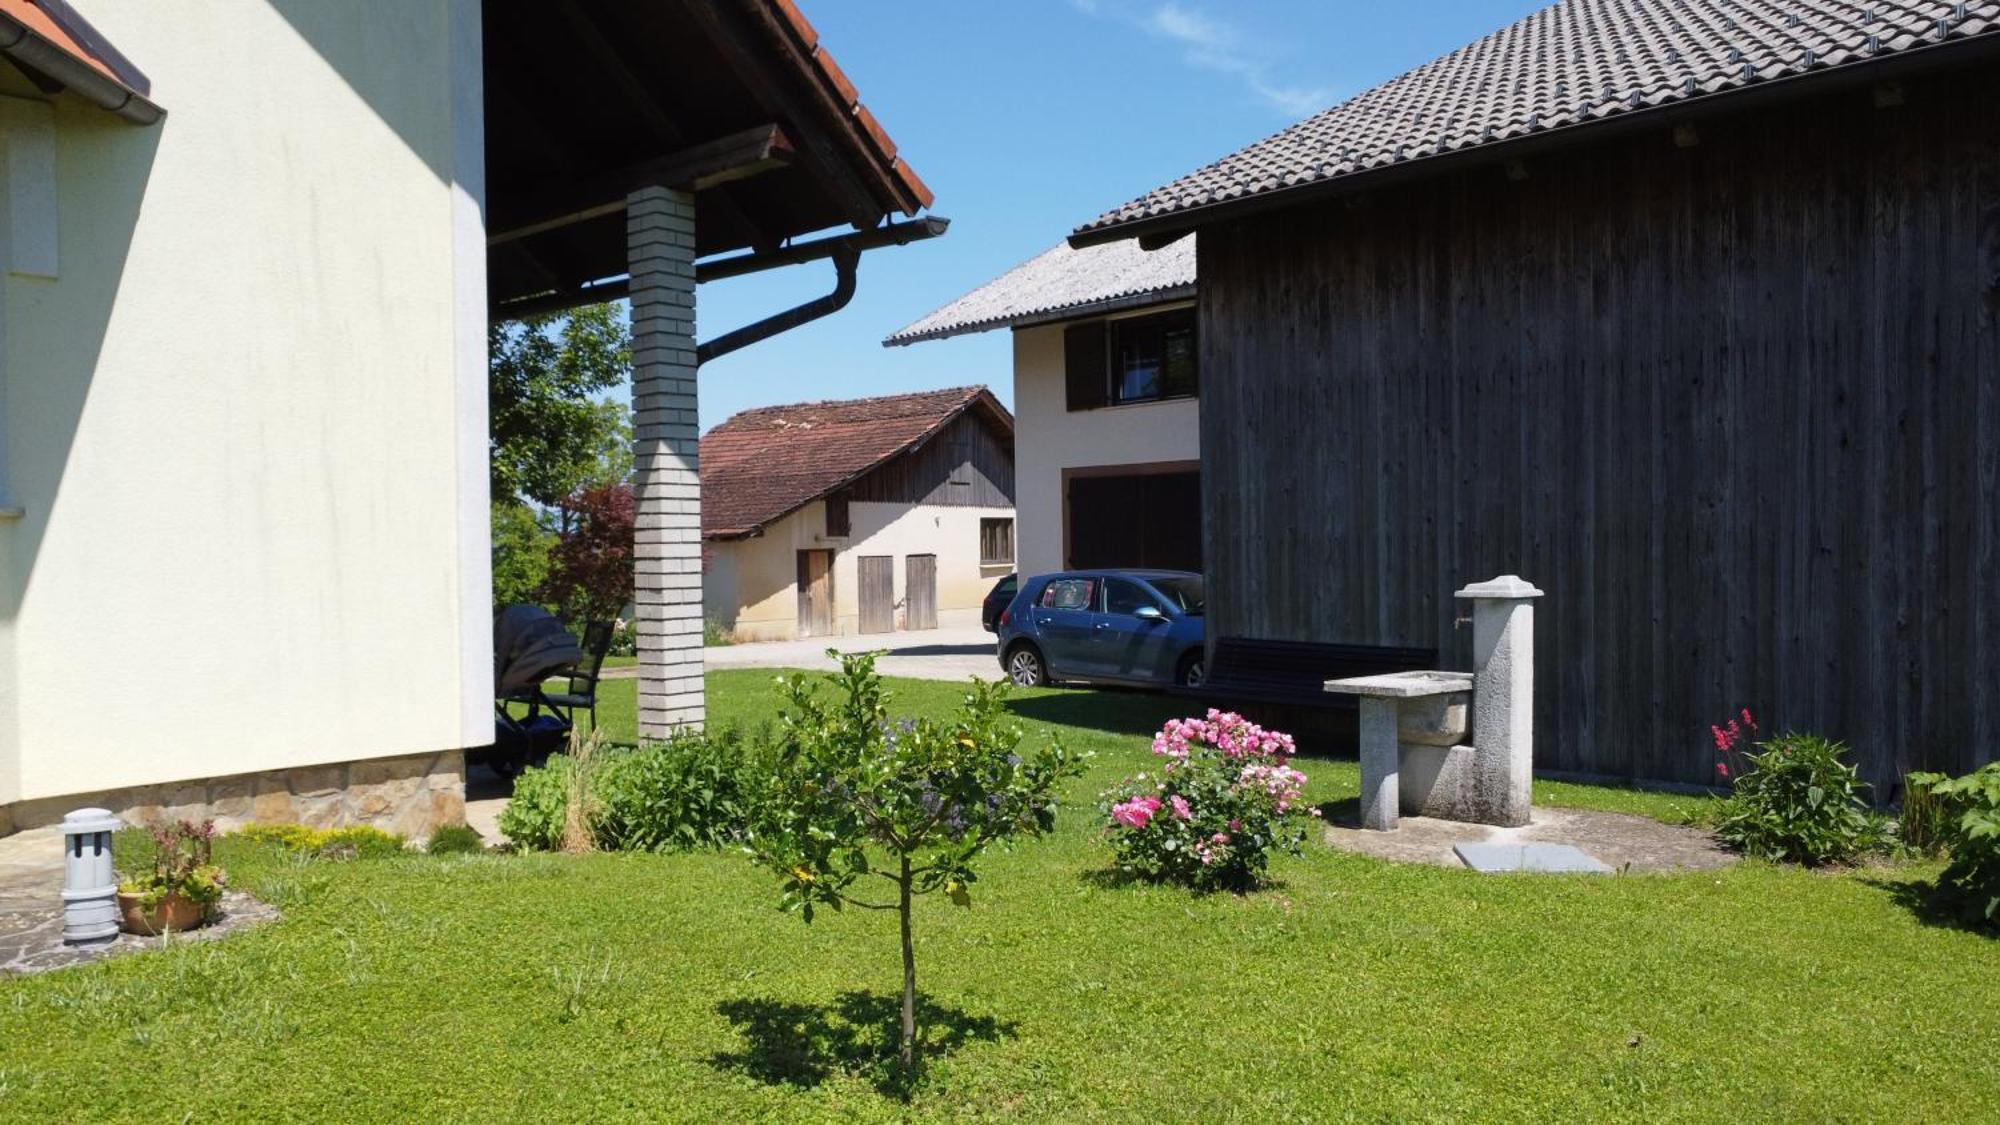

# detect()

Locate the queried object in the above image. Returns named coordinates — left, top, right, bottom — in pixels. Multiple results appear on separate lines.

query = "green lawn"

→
left=2, top=671, right=1994, bottom=1122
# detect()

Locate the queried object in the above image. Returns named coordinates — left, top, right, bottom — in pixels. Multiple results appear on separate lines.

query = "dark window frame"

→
left=825, top=490, right=851, bottom=538
left=1063, top=306, right=1198, bottom=413
left=979, top=517, right=1015, bottom=566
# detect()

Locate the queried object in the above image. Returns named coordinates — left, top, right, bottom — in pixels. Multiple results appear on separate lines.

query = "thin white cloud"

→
left=1135, top=2, right=1334, bottom=116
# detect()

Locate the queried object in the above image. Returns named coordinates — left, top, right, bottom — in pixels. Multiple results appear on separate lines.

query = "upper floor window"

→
left=1063, top=307, right=1197, bottom=412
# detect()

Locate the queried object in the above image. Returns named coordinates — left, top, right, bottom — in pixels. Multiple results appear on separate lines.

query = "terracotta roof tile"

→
left=701, top=386, right=1011, bottom=538
left=1075, top=0, right=2000, bottom=240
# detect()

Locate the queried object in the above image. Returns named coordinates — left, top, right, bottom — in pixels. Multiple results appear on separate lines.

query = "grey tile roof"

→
left=1073, top=0, right=2000, bottom=241
left=884, top=236, right=1196, bottom=346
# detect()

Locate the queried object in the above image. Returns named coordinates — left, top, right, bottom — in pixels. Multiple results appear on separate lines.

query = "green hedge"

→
left=498, top=724, right=770, bottom=853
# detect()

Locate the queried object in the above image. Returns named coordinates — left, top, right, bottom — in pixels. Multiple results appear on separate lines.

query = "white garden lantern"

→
left=60, top=807, right=122, bottom=944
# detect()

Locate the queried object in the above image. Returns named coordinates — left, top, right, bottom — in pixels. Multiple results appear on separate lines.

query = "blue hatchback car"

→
left=995, top=570, right=1206, bottom=689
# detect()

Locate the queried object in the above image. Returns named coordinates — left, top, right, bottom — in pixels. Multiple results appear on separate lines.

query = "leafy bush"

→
left=746, top=652, right=1086, bottom=1070
left=426, top=824, right=486, bottom=856
left=541, top=481, right=634, bottom=625
left=120, top=820, right=227, bottom=910
left=592, top=725, right=770, bottom=852
left=498, top=725, right=771, bottom=853
left=1899, top=771, right=1960, bottom=857
left=1101, top=711, right=1314, bottom=891
left=1713, top=732, right=1883, bottom=865
left=233, top=822, right=406, bottom=859
left=1905, top=763, right=2000, bottom=931
left=496, top=756, right=574, bottom=853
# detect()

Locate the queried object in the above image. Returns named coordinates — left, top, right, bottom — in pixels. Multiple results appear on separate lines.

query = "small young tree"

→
left=747, top=652, right=1086, bottom=1071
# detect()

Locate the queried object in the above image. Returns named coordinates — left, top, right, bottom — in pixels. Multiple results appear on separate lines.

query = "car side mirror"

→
left=1133, top=605, right=1166, bottom=622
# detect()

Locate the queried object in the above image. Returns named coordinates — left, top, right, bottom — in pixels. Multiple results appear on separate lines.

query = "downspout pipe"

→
left=696, top=245, right=858, bottom=365
left=0, top=11, right=162, bottom=125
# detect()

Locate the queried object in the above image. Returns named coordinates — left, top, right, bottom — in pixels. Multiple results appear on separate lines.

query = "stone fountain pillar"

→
left=1455, top=575, right=1542, bottom=827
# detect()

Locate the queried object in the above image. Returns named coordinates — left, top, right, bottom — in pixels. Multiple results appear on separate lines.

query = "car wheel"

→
left=1007, top=645, right=1046, bottom=688
left=1177, top=652, right=1206, bottom=688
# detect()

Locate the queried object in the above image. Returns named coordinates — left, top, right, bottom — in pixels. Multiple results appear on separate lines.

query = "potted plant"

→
left=118, top=819, right=227, bottom=935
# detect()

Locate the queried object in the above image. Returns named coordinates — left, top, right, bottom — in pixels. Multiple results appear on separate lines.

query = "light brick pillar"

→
left=627, top=185, right=704, bottom=734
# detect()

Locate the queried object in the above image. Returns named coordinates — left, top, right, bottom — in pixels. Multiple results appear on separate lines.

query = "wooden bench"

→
left=1195, top=637, right=1437, bottom=708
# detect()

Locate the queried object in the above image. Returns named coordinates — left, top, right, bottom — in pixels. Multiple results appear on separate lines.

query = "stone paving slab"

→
left=1454, top=841, right=1613, bottom=874
left=0, top=825, right=279, bottom=976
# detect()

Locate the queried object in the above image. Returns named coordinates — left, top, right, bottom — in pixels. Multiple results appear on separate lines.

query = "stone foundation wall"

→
left=0, top=751, right=466, bottom=841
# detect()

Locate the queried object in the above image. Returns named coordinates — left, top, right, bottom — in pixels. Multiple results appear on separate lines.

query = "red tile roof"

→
left=763, top=0, right=934, bottom=215
left=701, top=386, right=1010, bottom=539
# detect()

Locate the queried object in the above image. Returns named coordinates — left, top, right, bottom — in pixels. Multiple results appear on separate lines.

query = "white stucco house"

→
left=0, top=0, right=938, bottom=836
left=886, top=238, right=1198, bottom=582
left=701, top=386, right=1014, bottom=642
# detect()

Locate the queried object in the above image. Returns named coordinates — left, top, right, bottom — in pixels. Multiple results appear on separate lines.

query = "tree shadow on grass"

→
left=1858, top=873, right=1997, bottom=938
left=1003, top=687, right=1187, bottom=738
left=709, top=991, right=1016, bottom=1099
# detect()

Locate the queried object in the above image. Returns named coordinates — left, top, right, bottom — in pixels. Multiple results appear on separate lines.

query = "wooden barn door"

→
left=858, top=555, right=895, bottom=634
left=796, top=550, right=834, bottom=637
left=905, top=555, right=937, bottom=631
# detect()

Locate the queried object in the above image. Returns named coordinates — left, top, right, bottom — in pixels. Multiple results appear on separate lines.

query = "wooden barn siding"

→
left=1198, top=69, right=2000, bottom=789
left=849, top=412, right=1015, bottom=508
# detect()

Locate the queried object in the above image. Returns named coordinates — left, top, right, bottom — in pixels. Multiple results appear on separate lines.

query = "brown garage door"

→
left=1067, top=469, right=1202, bottom=572
left=905, top=554, right=937, bottom=631
left=858, top=555, right=895, bottom=634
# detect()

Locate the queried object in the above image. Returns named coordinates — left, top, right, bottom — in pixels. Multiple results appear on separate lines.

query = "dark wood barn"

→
left=1072, top=2, right=2000, bottom=789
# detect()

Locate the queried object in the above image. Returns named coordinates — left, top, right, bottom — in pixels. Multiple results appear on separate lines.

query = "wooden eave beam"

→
left=487, top=124, right=794, bottom=247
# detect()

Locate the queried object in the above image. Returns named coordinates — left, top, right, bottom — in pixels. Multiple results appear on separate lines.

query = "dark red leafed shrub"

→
left=542, top=481, right=634, bottom=624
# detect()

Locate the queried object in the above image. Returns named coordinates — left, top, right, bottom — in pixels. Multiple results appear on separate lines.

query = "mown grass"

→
left=1, top=670, right=1993, bottom=1123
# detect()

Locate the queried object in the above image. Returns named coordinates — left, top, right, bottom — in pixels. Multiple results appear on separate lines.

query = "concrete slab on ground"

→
left=700, top=626, right=1001, bottom=683
left=1323, top=804, right=1734, bottom=874
left=1454, top=841, right=1613, bottom=874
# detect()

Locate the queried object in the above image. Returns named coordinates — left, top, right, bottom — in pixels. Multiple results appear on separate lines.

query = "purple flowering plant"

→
left=1101, top=711, right=1314, bottom=891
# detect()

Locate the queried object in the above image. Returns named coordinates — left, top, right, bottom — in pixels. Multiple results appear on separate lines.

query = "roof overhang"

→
left=485, top=0, right=939, bottom=317
left=0, top=0, right=160, bottom=124
left=884, top=284, right=1196, bottom=346
left=1070, top=30, right=2000, bottom=250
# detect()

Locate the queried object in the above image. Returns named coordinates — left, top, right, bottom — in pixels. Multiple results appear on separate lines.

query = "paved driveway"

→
left=702, top=626, right=1001, bottom=683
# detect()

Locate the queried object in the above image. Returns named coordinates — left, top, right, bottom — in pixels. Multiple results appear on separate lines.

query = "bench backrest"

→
left=1208, top=636, right=1437, bottom=696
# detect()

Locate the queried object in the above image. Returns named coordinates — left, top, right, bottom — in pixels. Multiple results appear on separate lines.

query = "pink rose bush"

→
left=1100, top=711, right=1314, bottom=890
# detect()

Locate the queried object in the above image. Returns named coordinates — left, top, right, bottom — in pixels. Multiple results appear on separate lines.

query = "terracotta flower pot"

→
left=117, top=890, right=212, bottom=936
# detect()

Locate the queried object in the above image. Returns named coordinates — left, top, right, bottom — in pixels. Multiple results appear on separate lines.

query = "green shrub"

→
left=426, top=824, right=486, bottom=856
left=1905, top=763, right=2000, bottom=931
left=592, top=725, right=768, bottom=852
left=1900, top=772, right=1959, bottom=856
left=496, top=755, right=574, bottom=852
left=702, top=619, right=734, bottom=647
left=232, top=822, right=406, bottom=859
left=1713, top=733, right=1884, bottom=865
left=498, top=726, right=771, bottom=853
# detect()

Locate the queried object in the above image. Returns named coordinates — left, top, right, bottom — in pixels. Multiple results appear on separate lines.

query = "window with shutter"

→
left=1063, top=320, right=1108, bottom=412
left=825, top=491, right=851, bottom=538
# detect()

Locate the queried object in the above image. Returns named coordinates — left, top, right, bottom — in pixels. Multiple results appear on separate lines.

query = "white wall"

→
left=0, top=0, right=490, bottom=804
left=1011, top=313, right=1201, bottom=580
left=707, top=498, right=1014, bottom=642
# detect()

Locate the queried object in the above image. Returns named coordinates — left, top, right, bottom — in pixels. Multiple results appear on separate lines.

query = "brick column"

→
left=627, top=185, right=704, bottom=734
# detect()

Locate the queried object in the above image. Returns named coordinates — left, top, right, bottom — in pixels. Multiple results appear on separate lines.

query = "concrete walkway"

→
left=701, top=626, right=1001, bottom=683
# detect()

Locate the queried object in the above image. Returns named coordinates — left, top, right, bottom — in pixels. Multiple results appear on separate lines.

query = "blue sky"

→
left=688, top=0, right=1546, bottom=429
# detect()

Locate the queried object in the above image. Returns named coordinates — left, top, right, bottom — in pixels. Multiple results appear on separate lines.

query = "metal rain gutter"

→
left=0, top=10, right=161, bottom=125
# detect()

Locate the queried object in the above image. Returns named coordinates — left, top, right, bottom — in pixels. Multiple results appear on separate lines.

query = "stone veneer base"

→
left=0, top=751, right=467, bottom=840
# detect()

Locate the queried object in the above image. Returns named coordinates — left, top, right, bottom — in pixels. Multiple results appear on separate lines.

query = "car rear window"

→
left=1039, top=578, right=1097, bottom=611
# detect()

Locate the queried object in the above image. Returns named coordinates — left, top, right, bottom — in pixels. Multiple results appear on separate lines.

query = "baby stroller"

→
left=488, top=604, right=587, bottom=778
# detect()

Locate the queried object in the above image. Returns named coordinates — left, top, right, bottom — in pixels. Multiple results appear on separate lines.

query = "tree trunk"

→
left=898, top=856, right=916, bottom=1070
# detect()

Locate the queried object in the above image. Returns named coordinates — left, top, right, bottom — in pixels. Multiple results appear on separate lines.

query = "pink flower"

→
left=1228, top=819, right=1243, bottom=832
left=1716, top=763, right=1729, bottom=777
left=1111, top=796, right=1162, bottom=830
left=1169, top=795, right=1193, bottom=821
